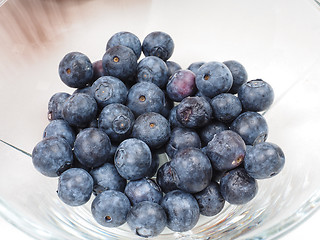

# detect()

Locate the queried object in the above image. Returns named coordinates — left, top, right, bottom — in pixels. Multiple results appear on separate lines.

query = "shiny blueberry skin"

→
left=207, top=130, right=246, bottom=171
left=170, top=147, right=212, bottom=193
left=230, top=111, right=268, bottom=145
left=90, top=163, right=126, bottom=196
left=106, top=31, right=142, bottom=59
left=156, top=162, right=179, bottom=193
left=238, top=79, right=274, bottom=112
left=137, top=56, right=169, bottom=88
left=91, top=76, right=128, bottom=108
left=176, top=96, right=213, bottom=128
left=169, top=105, right=184, bottom=129
left=194, top=182, right=225, bottom=216
left=98, top=103, right=135, bottom=142
left=91, top=190, right=131, bottom=227
left=59, top=52, right=93, bottom=88
left=187, top=61, right=205, bottom=75
left=166, top=127, right=201, bottom=158
left=161, top=190, right=200, bottom=232
left=127, top=201, right=167, bottom=238
left=32, top=137, right=73, bottom=177
left=220, top=168, right=258, bottom=205
left=102, top=45, right=137, bottom=82
left=210, top=93, right=242, bottom=123
left=92, top=60, right=105, bottom=82
left=223, top=60, right=248, bottom=94
left=195, top=61, right=233, bottom=98
left=125, top=178, right=163, bottom=205
left=43, top=120, right=76, bottom=147
left=114, top=138, right=152, bottom=180
left=62, top=93, right=98, bottom=128
left=198, top=121, right=229, bottom=146
left=166, top=60, right=182, bottom=76
left=57, top=168, right=93, bottom=206
left=126, top=82, right=165, bottom=117
left=74, top=128, right=111, bottom=168
left=166, top=69, right=197, bottom=102
left=48, top=92, right=71, bottom=121
left=142, top=31, right=174, bottom=61
left=131, top=112, right=171, bottom=149
left=244, top=142, right=285, bottom=179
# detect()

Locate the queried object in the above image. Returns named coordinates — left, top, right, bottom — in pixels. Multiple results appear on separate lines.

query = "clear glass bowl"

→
left=1, top=0, right=320, bottom=239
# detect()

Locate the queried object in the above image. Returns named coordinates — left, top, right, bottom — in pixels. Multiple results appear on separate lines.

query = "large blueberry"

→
left=98, top=103, right=135, bottom=142
left=106, top=31, right=141, bottom=59
left=244, top=142, right=285, bottom=179
left=207, top=130, right=246, bottom=171
left=32, top=136, right=73, bottom=177
left=57, top=168, right=93, bottom=206
left=195, top=61, right=233, bottom=98
left=90, top=163, right=126, bottom=195
left=220, top=168, right=258, bottom=205
left=137, top=56, right=169, bottom=88
left=230, top=111, right=268, bottom=145
left=58, top=52, right=93, bottom=88
left=127, top=201, right=167, bottom=238
left=91, top=190, right=131, bottom=227
left=74, top=128, right=111, bottom=168
left=131, top=112, right=170, bottom=149
left=223, top=60, right=248, bottom=94
left=47, top=92, right=70, bottom=121
left=198, top=121, right=229, bottom=146
left=142, top=31, right=174, bottom=61
left=43, top=120, right=76, bottom=147
left=114, top=138, right=152, bottom=180
left=126, top=82, right=165, bottom=117
left=156, top=162, right=179, bottom=193
left=161, top=190, right=200, bottom=232
left=62, top=93, right=98, bottom=128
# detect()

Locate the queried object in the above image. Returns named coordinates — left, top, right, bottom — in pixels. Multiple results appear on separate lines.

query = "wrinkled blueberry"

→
left=223, top=60, right=248, bottom=94
left=156, top=162, right=179, bottom=193
left=43, top=119, right=76, bottom=147
left=48, top=92, right=71, bottom=121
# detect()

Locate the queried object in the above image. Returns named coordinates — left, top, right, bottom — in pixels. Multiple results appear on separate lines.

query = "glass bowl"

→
left=1, top=0, right=320, bottom=239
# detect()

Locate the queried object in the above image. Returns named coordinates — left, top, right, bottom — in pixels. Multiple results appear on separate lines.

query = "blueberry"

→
left=142, top=31, right=174, bottom=61
left=206, top=130, right=246, bottom=171
left=58, top=52, right=93, bottom=88
left=170, top=147, right=212, bottom=193
left=57, top=168, right=93, bottom=206
left=127, top=201, right=167, bottom=238
left=91, top=190, right=131, bottom=227
left=166, top=60, right=182, bottom=76
left=156, top=162, right=179, bottom=193
left=114, top=138, right=152, bottom=180
left=47, top=92, right=71, bottom=121
left=244, top=142, right=285, bottom=179
left=187, top=61, right=205, bottom=75
left=195, top=90, right=212, bottom=103
left=92, top=60, right=105, bottom=82
left=166, top=127, right=201, bottom=158
left=161, top=190, right=200, bottom=232
left=62, top=93, right=98, bottom=128
left=73, top=86, right=95, bottom=98
left=43, top=119, right=76, bottom=147
left=74, top=128, right=111, bottom=168
left=169, top=105, right=184, bottom=129
left=125, top=178, right=163, bottom=205
left=160, top=94, right=174, bottom=118
left=230, top=111, right=268, bottom=145
left=106, top=31, right=142, bottom=59
left=137, top=56, right=169, bottom=88
left=32, top=137, right=73, bottom=177
left=210, top=93, right=242, bottom=123
left=176, top=96, right=213, bottom=128
left=223, top=60, right=248, bottom=94
left=131, top=112, right=170, bottom=149
left=102, top=45, right=137, bottom=82
left=220, top=168, right=258, bottom=205
left=193, top=182, right=225, bottom=216
left=238, top=79, right=274, bottom=112
left=195, top=61, right=233, bottom=98
left=90, top=163, right=126, bottom=195
left=166, top=69, right=197, bottom=102
left=145, top=153, right=160, bottom=178
left=126, top=82, right=165, bottom=117
left=198, top=121, right=229, bottom=146
left=91, top=76, right=128, bottom=108
left=98, top=103, right=135, bottom=142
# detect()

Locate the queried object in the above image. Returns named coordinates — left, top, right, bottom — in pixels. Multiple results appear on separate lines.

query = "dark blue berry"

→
left=156, top=162, right=179, bottom=193
left=48, top=92, right=70, bottom=121
left=187, top=61, right=205, bottom=75
left=166, top=60, right=182, bottom=76
left=223, top=60, right=248, bottom=94
left=198, top=121, right=229, bottom=146
left=73, top=86, right=94, bottom=98
left=169, top=105, right=184, bottom=129
left=58, top=52, right=93, bottom=88
left=160, top=94, right=174, bottom=118
left=43, top=119, right=76, bottom=147
left=92, top=60, right=105, bottom=82
left=145, top=153, right=160, bottom=178
left=57, top=168, right=93, bottom=206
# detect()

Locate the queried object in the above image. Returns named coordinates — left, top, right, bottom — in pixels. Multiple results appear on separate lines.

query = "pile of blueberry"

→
left=32, top=31, right=285, bottom=237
